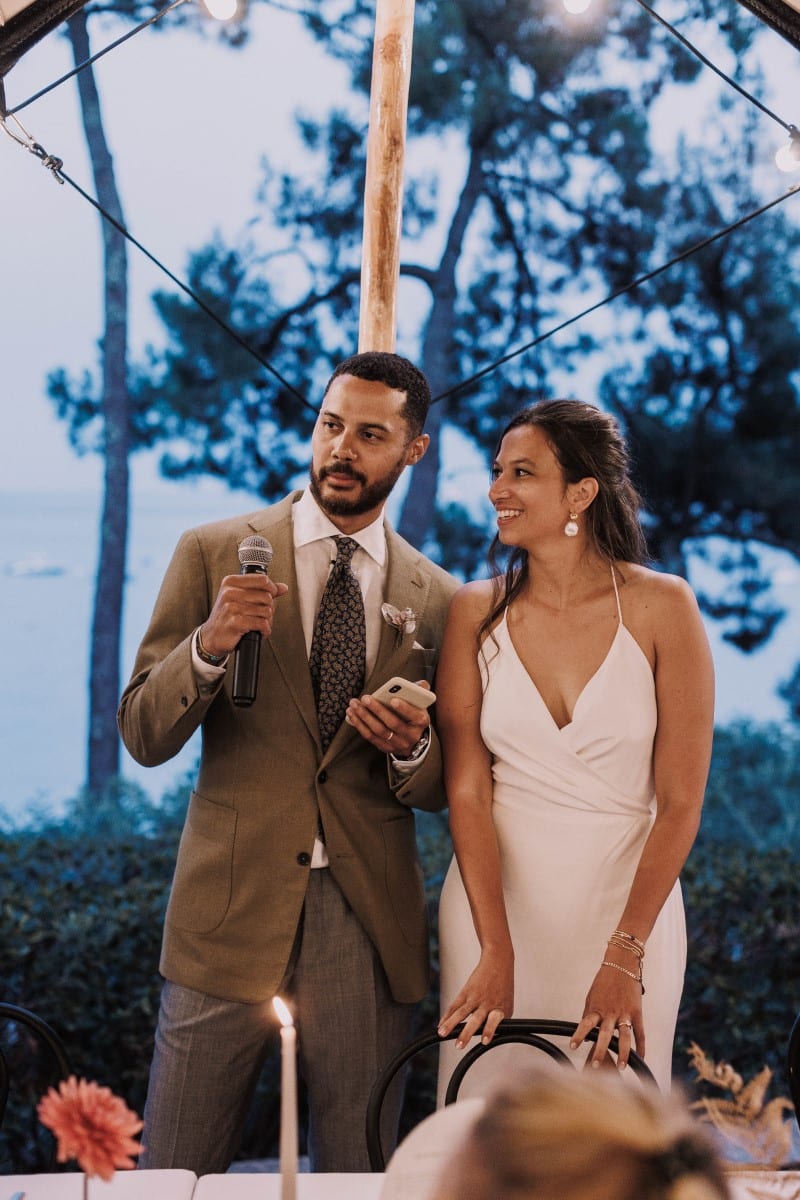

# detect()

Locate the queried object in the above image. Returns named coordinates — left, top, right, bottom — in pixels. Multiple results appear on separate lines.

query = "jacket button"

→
left=318, top=770, right=328, bottom=784
left=296, top=852, right=311, bottom=867
left=180, top=695, right=188, bottom=708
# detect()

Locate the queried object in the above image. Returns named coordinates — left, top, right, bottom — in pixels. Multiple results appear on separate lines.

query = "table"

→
left=3, top=1168, right=798, bottom=1199
left=1, top=1170, right=196, bottom=1199
left=726, top=1170, right=800, bottom=1199
left=193, top=1175, right=384, bottom=1199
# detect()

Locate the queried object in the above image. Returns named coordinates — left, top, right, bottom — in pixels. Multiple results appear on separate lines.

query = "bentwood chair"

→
left=0, top=1001, right=73, bottom=1172
left=788, top=1011, right=800, bottom=1132
left=366, top=1016, right=657, bottom=1171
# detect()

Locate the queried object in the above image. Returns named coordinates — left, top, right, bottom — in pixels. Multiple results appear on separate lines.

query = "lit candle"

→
left=272, top=996, right=298, bottom=1200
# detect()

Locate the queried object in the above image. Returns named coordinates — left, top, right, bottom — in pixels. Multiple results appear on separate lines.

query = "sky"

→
left=1, top=2, right=349, bottom=493
left=1, top=0, right=799, bottom=811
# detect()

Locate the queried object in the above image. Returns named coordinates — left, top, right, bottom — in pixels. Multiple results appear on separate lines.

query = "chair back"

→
left=788, top=1011, right=800, bottom=1131
left=366, top=1017, right=657, bottom=1171
left=0, top=1001, right=73, bottom=1172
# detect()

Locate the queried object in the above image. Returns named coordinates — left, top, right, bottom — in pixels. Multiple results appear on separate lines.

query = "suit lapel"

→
left=363, top=528, right=432, bottom=694
left=248, top=495, right=320, bottom=747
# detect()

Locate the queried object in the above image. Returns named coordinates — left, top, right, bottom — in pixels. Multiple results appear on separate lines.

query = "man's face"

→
left=309, top=373, right=428, bottom=532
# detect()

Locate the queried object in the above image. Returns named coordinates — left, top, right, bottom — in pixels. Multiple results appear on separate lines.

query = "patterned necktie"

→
left=309, top=536, right=367, bottom=751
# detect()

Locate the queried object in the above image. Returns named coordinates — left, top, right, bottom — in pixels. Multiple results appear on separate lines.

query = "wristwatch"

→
left=195, top=627, right=227, bottom=667
left=393, top=726, right=431, bottom=762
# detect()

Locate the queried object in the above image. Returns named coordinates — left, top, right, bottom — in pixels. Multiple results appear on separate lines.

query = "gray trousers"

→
left=138, top=868, right=414, bottom=1174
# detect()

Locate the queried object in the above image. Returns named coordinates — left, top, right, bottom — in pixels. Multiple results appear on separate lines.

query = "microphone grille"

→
left=238, top=534, right=274, bottom=569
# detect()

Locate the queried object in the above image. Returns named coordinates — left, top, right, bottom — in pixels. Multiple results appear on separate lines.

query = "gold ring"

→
left=618, top=1020, right=633, bottom=1029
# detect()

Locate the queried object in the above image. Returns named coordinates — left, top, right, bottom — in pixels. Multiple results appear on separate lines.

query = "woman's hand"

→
left=438, top=948, right=514, bottom=1048
left=570, top=962, right=645, bottom=1071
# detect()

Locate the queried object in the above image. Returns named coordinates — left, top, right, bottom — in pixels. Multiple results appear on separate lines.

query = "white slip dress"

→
left=437, top=568, right=686, bottom=1100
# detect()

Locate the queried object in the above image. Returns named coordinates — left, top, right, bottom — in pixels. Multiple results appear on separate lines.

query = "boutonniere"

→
left=382, top=602, right=418, bottom=642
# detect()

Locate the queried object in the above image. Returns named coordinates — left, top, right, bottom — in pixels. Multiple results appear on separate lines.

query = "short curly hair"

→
left=325, top=352, right=431, bottom=437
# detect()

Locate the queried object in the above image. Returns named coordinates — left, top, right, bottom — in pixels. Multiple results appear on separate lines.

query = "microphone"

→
left=232, top=534, right=274, bottom=707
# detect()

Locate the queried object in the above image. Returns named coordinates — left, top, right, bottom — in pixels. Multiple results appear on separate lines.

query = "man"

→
left=118, top=351, right=459, bottom=1174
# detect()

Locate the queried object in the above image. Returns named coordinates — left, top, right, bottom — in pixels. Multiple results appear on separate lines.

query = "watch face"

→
left=404, top=729, right=430, bottom=760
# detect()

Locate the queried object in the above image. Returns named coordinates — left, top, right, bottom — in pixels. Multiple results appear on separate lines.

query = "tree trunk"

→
left=398, top=144, right=486, bottom=546
left=68, top=10, right=130, bottom=796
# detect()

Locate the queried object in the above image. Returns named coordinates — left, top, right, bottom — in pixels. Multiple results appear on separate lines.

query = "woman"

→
left=432, top=1068, right=730, bottom=1200
left=436, top=399, right=714, bottom=1094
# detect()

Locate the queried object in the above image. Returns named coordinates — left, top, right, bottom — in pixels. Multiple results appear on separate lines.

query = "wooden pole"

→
left=358, top=0, right=415, bottom=352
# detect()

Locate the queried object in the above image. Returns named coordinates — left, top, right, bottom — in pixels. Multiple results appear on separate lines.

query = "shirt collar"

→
left=293, top=487, right=387, bottom=567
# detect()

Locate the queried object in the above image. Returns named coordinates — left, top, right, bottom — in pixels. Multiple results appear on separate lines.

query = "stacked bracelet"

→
left=603, top=928, right=645, bottom=993
left=607, top=929, right=645, bottom=963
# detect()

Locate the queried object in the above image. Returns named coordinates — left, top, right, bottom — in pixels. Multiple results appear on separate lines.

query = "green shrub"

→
left=0, top=774, right=198, bottom=1168
left=677, top=840, right=800, bottom=1087
left=700, top=721, right=800, bottom=851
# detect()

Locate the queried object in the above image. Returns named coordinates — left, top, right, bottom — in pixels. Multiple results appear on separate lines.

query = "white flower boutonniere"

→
left=381, top=602, right=418, bottom=641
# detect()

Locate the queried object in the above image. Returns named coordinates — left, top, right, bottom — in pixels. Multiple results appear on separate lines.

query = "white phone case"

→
left=372, top=675, right=437, bottom=709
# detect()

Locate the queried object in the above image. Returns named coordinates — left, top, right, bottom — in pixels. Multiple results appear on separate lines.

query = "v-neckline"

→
left=501, top=612, right=623, bottom=733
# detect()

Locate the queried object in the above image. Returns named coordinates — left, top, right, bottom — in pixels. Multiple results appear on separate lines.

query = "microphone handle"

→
left=232, top=562, right=268, bottom=707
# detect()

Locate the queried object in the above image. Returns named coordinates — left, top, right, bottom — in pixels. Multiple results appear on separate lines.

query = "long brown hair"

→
left=480, top=399, right=649, bottom=644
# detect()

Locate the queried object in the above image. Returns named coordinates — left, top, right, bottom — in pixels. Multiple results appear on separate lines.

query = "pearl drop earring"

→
left=564, top=511, right=579, bottom=537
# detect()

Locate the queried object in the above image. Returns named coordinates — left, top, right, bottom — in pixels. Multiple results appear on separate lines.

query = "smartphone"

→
left=371, top=676, right=437, bottom=709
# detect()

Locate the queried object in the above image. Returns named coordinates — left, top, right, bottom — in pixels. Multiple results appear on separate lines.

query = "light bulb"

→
left=563, top=0, right=593, bottom=12
left=203, top=0, right=238, bottom=19
left=775, top=126, right=800, bottom=174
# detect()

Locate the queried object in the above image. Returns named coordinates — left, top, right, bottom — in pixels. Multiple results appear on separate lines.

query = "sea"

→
left=0, top=484, right=261, bottom=823
left=1, top=485, right=798, bottom=825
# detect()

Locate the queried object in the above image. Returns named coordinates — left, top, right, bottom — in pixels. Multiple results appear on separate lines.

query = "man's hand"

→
left=199, top=573, right=289, bottom=658
left=346, top=681, right=432, bottom=756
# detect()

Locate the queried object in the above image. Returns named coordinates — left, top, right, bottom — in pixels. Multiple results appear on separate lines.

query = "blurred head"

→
left=310, top=352, right=430, bottom=532
left=492, top=398, right=647, bottom=564
left=433, top=1071, right=729, bottom=1200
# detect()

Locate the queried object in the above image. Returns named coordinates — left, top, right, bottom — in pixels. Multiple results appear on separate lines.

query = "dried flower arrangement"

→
left=688, top=1042, right=796, bottom=1170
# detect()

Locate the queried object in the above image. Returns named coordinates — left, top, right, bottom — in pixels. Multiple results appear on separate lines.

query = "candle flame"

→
left=272, top=996, right=294, bottom=1027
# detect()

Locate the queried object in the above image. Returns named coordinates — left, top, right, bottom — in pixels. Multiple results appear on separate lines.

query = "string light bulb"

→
left=775, top=125, right=800, bottom=173
left=563, top=0, right=593, bottom=11
left=202, top=0, right=238, bottom=19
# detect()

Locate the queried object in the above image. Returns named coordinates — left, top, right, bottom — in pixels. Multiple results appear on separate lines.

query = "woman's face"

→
left=488, top=423, right=572, bottom=548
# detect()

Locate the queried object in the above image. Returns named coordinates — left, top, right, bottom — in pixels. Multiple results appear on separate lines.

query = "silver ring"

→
left=386, top=730, right=394, bottom=742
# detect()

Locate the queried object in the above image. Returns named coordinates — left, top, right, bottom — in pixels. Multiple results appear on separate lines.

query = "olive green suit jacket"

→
left=118, top=492, right=459, bottom=1005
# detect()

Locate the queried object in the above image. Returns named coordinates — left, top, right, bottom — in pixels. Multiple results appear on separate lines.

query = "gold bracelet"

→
left=601, top=960, right=645, bottom=994
left=612, top=929, right=646, bottom=956
left=607, top=935, right=644, bottom=961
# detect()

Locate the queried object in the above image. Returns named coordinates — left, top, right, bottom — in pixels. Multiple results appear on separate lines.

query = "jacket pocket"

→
left=167, top=791, right=237, bottom=934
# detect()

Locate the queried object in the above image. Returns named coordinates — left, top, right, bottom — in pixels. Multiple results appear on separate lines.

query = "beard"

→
left=309, top=456, right=407, bottom=519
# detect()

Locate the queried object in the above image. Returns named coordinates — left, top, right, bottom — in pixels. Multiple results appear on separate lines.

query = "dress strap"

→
left=610, top=564, right=623, bottom=625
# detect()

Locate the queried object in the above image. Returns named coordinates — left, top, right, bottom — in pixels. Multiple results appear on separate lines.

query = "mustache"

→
left=319, top=464, right=367, bottom=484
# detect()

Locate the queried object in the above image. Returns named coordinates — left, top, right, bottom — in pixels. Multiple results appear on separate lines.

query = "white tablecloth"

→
left=192, top=1176, right=384, bottom=1199
left=1, top=1170, right=196, bottom=1199
left=4, top=1168, right=797, bottom=1200
left=726, top=1170, right=800, bottom=1199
